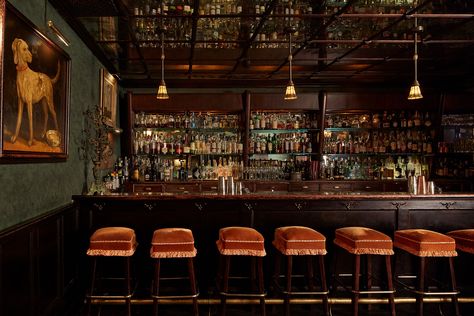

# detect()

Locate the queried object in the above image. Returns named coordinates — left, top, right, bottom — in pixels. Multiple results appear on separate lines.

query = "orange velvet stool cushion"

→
left=150, top=228, right=197, bottom=258
left=334, top=227, right=394, bottom=255
left=447, top=229, right=474, bottom=254
left=394, top=229, right=457, bottom=257
left=87, top=227, right=137, bottom=257
left=273, top=226, right=327, bottom=256
left=216, top=227, right=266, bottom=257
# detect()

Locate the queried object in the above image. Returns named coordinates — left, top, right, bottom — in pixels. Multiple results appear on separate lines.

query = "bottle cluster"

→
left=134, top=130, right=243, bottom=155
left=250, top=112, right=316, bottom=130
left=135, top=112, right=240, bottom=129
left=133, top=0, right=193, bottom=48
left=323, top=130, right=434, bottom=155
left=433, top=158, right=474, bottom=179
left=325, top=0, right=418, bottom=49
left=320, top=155, right=429, bottom=180
left=243, top=158, right=310, bottom=181
left=249, top=132, right=313, bottom=154
left=326, top=110, right=432, bottom=129
left=131, top=155, right=243, bottom=182
left=103, top=156, right=131, bottom=192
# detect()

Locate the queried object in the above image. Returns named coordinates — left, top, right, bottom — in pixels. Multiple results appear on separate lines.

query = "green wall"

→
left=0, top=0, right=103, bottom=231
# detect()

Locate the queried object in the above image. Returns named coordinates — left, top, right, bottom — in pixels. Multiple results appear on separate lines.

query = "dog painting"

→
left=1, top=2, right=70, bottom=160
left=11, top=38, right=60, bottom=146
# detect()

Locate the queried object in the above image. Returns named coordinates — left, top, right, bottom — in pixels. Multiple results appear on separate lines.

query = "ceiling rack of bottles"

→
left=50, top=0, right=474, bottom=88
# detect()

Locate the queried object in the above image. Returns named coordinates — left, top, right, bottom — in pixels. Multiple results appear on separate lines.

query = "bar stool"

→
left=334, top=227, right=396, bottom=316
left=216, top=226, right=266, bottom=316
left=272, top=226, right=329, bottom=316
left=394, top=229, right=459, bottom=316
left=447, top=229, right=474, bottom=254
left=150, top=228, right=199, bottom=316
left=86, top=227, right=137, bottom=316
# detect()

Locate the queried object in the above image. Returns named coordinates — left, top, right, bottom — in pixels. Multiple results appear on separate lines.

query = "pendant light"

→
left=408, top=17, right=423, bottom=100
left=157, top=30, right=169, bottom=100
left=284, top=26, right=297, bottom=100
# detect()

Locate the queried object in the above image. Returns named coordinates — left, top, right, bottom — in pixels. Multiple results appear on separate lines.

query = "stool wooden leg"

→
left=385, top=255, right=396, bottom=316
left=306, top=256, right=316, bottom=315
left=251, top=257, right=257, bottom=292
left=307, top=256, right=315, bottom=291
left=274, top=251, right=281, bottom=282
left=319, top=255, right=330, bottom=316
left=417, top=257, right=425, bottom=316
left=285, top=255, right=293, bottom=316
left=366, top=255, right=372, bottom=291
left=88, top=257, right=97, bottom=316
left=353, top=255, right=361, bottom=316
left=257, top=257, right=266, bottom=316
left=448, top=257, right=460, bottom=316
left=220, top=255, right=230, bottom=316
left=125, top=257, right=131, bottom=316
left=188, top=258, right=199, bottom=316
left=319, top=256, right=329, bottom=316
left=153, top=259, right=161, bottom=316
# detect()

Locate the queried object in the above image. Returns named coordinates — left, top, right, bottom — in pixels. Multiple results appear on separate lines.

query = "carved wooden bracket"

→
left=391, top=202, right=407, bottom=210
left=194, top=202, right=207, bottom=211
left=244, top=202, right=255, bottom=212
left=92, top=202, right=104, bottom=211
left=294, top=201, right=306, bottom=211
left=342, top=201, right=357, bottom=210
left=440, top=201, right=456, bottom=210
left=144, top=202, right=156, bottom=211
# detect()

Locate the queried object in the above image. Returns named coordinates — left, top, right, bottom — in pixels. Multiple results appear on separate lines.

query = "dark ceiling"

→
left=49, top=0, right=474, bottom=90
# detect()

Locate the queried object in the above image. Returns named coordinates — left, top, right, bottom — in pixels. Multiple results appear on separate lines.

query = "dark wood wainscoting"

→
left=0, top=203, right=80, bottom=316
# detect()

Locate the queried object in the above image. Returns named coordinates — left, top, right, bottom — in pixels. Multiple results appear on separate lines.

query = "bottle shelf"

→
left=135, top=152, right=242, bottom=157
left=250, top=128, right=319, bottom=134
left=250, top=153, right=318, bottom=157
left=134, top=127, right=241, bottom=133
left=322, top=153, right=435, bottom=157
left=325, top=126, right=434, bottom=132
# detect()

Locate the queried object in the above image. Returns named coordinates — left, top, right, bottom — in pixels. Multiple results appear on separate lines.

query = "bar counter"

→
left=73, top=191, right=474, bottom=302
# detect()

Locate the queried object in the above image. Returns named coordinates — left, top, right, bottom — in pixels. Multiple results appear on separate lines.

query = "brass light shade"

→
left=157, top=80, right=169, bottom=100
left=408, top=17, right=423, bottom=100
left=284, top=28, right=297, bottom=100
left=408, top=80, right=423, bottom=100
left=284, top=81, right=297, bottom=100
left=157, top=31, right=169, bottom=100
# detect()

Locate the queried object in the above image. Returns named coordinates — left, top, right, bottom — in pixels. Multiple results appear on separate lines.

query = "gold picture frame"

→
left=99, top=68, right=117, bottom=127
left=0, top=1, right=71, bottom=161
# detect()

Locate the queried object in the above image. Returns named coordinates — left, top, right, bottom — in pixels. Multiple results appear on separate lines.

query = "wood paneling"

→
left=0, top=204, right=80, bottom=316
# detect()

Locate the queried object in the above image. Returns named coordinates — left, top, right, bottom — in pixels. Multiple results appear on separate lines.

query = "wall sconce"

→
left=47, top=20, right=70, bottom=46
left=284, top=26, right=297, bottom=100
left=408, top=17, right=423, bottom=100
left=157, top=30, right=169, bottom=100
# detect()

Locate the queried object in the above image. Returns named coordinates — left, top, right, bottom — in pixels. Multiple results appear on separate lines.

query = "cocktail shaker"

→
left=417, top=175, right=427, bottom=195
left=227, top=176, right=235, bottom=195
left=218, top=176, right=226, bottom=194
left=408, top=176, right=417, bottom=195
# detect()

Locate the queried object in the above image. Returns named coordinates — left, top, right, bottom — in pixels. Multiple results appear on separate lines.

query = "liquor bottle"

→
left=407, top=111, right=414, bottom=128
left=424, top=112, right=432, bottom=127
left=382, top=111, right=390, bottom=128
left=372, top=113, right=380, bottom=128
left=399, top=111, right=407, bottom=128
left=413, top=110, right=421, bottom=127
left=391, top=112, right=399, bottom=128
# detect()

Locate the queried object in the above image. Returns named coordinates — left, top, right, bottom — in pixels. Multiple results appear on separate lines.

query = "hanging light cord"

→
left=413, top=17, right=418, bottom=82
left=288, top=31, right=293, bottom=83
left=161, top=31, right=165, bottom=82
